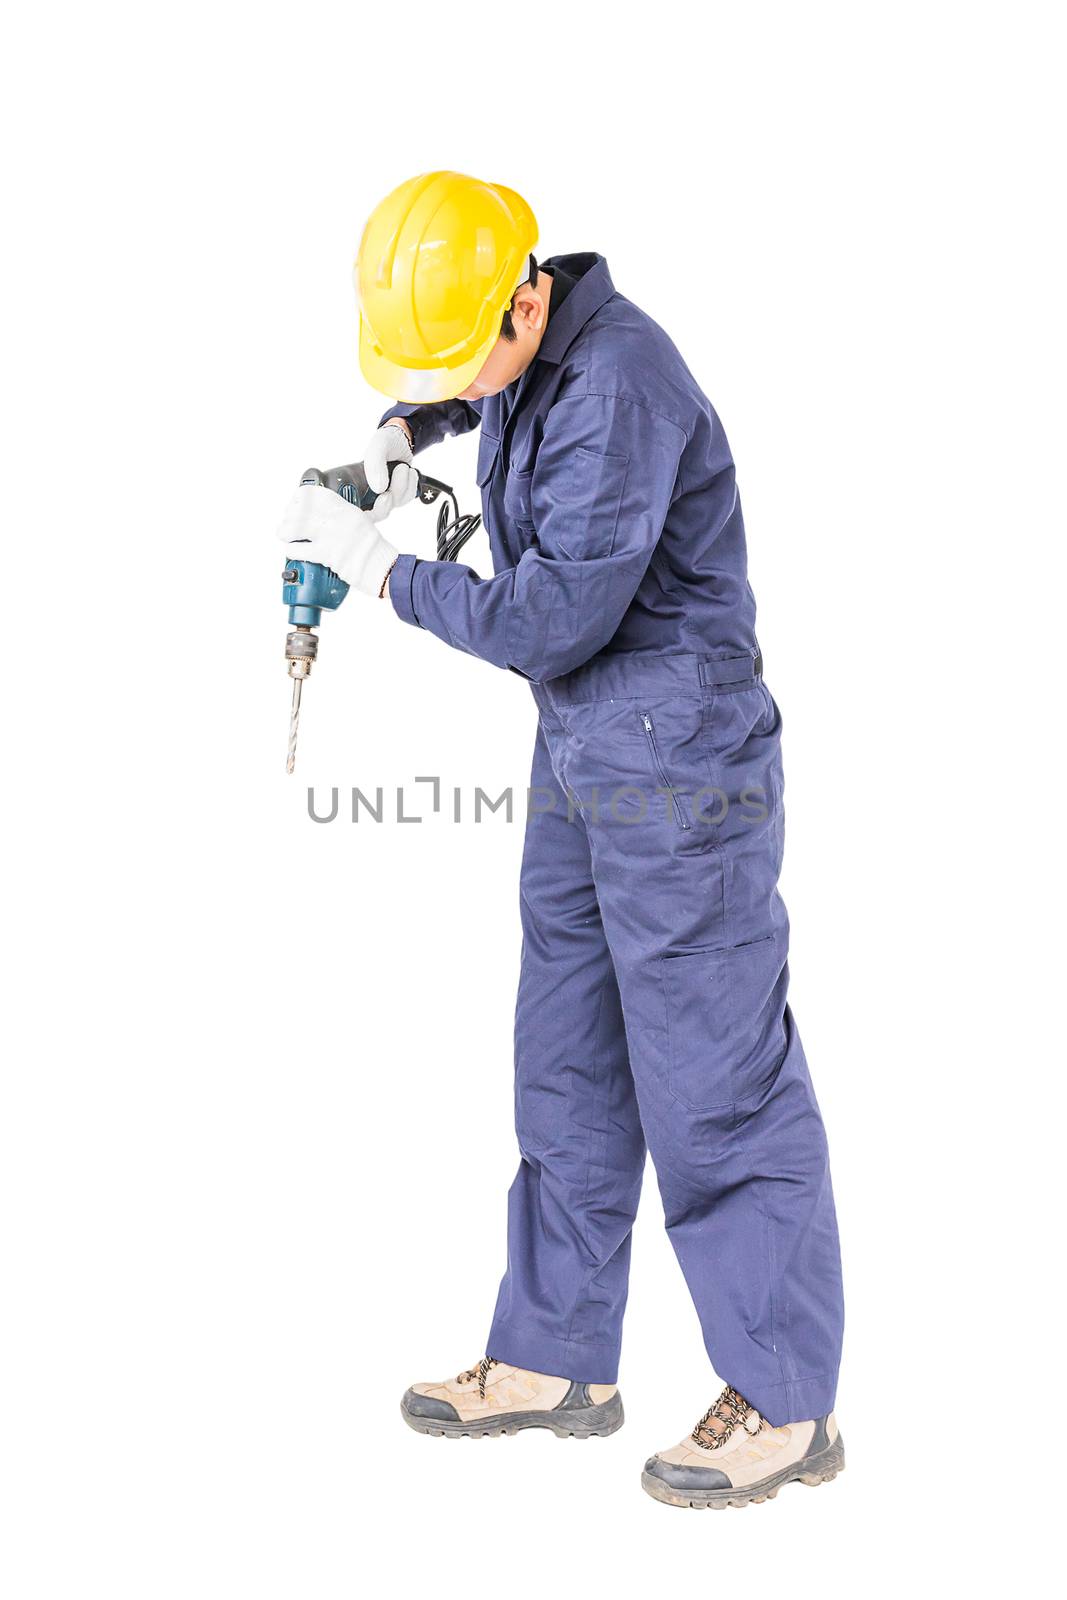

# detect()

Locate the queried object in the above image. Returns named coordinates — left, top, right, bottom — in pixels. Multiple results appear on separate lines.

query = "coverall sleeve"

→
left=388, top=393, right=687, bottom=681
left=379, top=398, right=483, bottom=455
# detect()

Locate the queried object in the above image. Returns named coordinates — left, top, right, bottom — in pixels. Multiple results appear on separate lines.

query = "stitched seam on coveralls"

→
left=724, top=1108, right=789, bottom=1401
left=706, top=787, right=786, bottom=1400
left=546, top=716, right=618, bottom=1354
left=579, top=389, right=696, bottom=649
left=679, top=475, right=739, bottom=657
left=564, top=926, right=612, bottom=1350
left=581, top=388, right=691, bottom=440
left=764, top=1208, right=790, bottom=1400
left=760, top=1372, right=836, bottom=1387
left=699, top=699, right=790, bottom=1397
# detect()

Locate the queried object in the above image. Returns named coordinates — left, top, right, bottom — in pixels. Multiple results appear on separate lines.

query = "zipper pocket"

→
left=640, top=712, right=691, bottom=830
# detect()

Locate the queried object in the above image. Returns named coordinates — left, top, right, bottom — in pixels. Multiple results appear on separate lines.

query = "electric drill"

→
left=281, top=460, right=477, bottom=773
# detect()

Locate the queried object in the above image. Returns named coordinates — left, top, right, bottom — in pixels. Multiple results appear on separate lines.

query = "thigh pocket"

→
left=661, top=935, right=788, bottom=1111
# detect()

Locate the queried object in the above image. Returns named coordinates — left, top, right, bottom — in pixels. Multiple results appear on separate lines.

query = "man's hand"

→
left=363, top=421, right=417, bottom=516
left=278, top=484, right=400, bottom=598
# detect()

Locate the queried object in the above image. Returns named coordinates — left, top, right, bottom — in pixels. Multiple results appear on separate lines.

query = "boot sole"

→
left=641, top=1434, right=845, bottom=1509
left=401, top=1390, right=625, bottom=1440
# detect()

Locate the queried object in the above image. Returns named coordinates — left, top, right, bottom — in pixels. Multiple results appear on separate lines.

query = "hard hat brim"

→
left=359, top=315, right=500, bottom=404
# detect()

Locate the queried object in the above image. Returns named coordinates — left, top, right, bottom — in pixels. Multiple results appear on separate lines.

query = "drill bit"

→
left=284, top=624, right=318, bottom=775
left=286, top=677, right=303, bottom=774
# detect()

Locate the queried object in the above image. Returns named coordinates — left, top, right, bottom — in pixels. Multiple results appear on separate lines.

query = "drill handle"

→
left=300, top=460, right=377, bottom=508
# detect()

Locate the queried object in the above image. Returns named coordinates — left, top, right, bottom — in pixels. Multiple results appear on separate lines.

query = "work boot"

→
left=642, top=1385, right=845, bottom=1509
left=401, top=1356, right=624, bottom=1439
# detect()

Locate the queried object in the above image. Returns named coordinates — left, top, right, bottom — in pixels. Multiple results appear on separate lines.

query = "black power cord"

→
left=435, top=487, right=482, bottom=563
left=412, top=474, right=482, bottom=562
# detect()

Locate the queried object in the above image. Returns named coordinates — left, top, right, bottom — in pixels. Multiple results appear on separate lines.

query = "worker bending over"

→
left=278, top=172, right=845, bottom=1510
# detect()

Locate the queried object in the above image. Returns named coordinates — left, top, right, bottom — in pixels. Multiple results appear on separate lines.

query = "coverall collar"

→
left=535, top=254, right=615, bottom=366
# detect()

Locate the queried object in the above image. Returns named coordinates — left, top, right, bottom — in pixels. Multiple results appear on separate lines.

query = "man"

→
left=278, top=171, right=845, bottom=1509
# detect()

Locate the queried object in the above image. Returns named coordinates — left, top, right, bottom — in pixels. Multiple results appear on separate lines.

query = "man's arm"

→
left=388, top=392, right=687, bottom=681
left=379, top=398, right=483, bottom=455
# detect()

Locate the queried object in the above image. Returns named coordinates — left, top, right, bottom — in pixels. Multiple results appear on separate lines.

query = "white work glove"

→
left=363, top=421, right=417, bottom=515
left=278, top=484, right=400, bottom=598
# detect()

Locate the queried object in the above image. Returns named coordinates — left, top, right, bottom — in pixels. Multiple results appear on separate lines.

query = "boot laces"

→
left=457, top=1356, right=497, bottom=1400
left=692, top=1385, right=763, bottom=1451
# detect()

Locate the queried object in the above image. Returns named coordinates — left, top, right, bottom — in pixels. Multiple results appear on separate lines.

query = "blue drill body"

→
left=282, top=558, right=350, bottom=628
left=281, top=461, right=376, bottom=625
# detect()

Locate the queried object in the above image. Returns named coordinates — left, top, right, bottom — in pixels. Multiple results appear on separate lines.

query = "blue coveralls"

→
left=383, top=254, right=843, bottom=1426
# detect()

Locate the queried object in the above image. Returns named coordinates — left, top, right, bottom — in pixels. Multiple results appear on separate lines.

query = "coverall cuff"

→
left=388, top=552, right=421, bottom=628
left=485, top=1323, right=621, bottom=1386
left=742, top=1371, right=840, bottom=1429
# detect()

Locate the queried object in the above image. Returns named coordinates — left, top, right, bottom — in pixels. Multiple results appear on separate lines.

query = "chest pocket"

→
left=500, top=445, right=631, bottom=555
left=503, top=467, right=534, bottom=528
left=476, top=429, right=501, bottom=487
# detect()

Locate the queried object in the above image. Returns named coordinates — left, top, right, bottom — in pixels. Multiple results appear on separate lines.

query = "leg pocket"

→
left=662, top=935, right=789, bottom=1112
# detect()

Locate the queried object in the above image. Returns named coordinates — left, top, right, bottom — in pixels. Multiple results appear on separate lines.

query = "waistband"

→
left=532, top=648, right=763, bottom=709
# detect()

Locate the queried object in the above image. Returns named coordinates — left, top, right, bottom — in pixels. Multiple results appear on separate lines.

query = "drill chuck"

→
left=285, top=624, right=319, bottom=679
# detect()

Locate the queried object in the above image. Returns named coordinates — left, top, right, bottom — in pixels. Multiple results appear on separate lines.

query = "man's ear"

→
left=513, top=285, right=547, bottom=333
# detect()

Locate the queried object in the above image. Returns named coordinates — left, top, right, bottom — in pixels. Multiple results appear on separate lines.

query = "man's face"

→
left=457, top=279, right=550, bottom=401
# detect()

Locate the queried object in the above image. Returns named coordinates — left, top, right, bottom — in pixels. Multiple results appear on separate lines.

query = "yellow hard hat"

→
left=356, top=171, right=539, bottom=403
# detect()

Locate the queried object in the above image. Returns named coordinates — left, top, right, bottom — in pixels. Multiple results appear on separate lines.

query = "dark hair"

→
left=500, top=254, right=539, bottom=341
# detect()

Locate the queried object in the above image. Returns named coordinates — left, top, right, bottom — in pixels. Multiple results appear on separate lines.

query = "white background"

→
left=2, top=3, right=1062, bottom=1593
